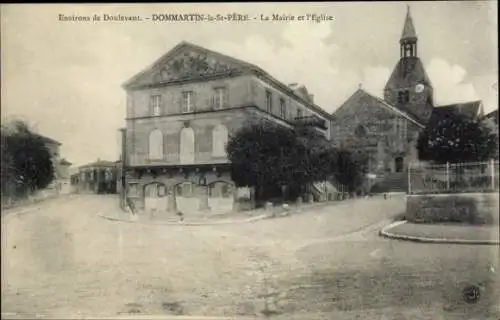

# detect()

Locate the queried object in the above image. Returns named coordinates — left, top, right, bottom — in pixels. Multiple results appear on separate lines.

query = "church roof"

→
left=427, top=100, right=483, bottom=125
left=384, top=57, right=432, bottom=91
left=401, top=6, right=417, bottom=42
left=484, top=109, right=498, bottom=124
left=332, top=88, right=424, bottom=128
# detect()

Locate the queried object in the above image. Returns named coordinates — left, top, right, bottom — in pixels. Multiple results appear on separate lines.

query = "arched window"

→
left=148, top=129, right=164, bottom=160
left=212, top=124, right=228, bottom=157
left=180, top=127, right=195, bottom=164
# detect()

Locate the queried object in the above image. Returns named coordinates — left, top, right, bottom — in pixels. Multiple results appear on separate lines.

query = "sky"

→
left=1, top=2, right=498, bottom=167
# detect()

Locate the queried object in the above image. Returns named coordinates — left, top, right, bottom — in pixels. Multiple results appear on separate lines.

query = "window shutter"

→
left=211, top=95, right=215, bottom=110
left=223, top=88, right=229, bottom=108
left=191, top=91, right=197, bottom=112
left=178, top=93, right=184, bottom=113
left=159, top=95, right=164, bottom=114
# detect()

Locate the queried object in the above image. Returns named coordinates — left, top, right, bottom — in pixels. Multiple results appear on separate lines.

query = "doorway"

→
left=395, top=157, right=404, bottom=173
left=144, top=183, right=168, bottom=214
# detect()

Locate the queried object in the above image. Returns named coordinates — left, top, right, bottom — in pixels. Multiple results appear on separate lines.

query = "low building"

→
left=70, top=159, right=118, bottom=194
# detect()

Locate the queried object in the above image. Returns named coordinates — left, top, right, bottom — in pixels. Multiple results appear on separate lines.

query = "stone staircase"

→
left=311, top=181, right=342, bottom=202
left=370, top=172, right=408, bottom=194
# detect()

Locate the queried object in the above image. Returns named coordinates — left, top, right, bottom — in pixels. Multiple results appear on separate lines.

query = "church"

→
left=331, top=7, right=484, bottom=192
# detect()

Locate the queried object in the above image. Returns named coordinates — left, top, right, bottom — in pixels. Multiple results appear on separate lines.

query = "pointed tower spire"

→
left=399, top=5, right=418, bottom=58
left=400, top=5, right=417, bottom=42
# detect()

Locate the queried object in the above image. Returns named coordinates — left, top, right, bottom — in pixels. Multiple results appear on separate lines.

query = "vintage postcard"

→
left=1, top=2, right=499, bottom=319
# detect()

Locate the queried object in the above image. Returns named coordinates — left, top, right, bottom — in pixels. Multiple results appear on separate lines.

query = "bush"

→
left=406, top=194, right=498, bottom=225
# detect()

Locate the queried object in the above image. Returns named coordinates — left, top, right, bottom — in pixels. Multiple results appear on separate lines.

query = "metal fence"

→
left=408, top=160, right=499, bottom=195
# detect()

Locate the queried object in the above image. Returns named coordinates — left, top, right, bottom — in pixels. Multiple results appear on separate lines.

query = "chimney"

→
left=308, top=94, right=314, bottom=103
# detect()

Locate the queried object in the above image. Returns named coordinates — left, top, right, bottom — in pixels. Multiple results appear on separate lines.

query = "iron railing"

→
left=408, top=160, right=499, bottom=195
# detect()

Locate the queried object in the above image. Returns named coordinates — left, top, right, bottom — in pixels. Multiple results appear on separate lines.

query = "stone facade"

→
left=122, top=41, right=332, bottom=215
left=406, top=193, right=499, bottom=225
left=331, top=89, right=423, bottom=175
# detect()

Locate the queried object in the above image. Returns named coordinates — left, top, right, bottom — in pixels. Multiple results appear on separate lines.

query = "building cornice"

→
left=125, top=71, right=248, bottom=91
left=253, top=71, right=332, bottom=120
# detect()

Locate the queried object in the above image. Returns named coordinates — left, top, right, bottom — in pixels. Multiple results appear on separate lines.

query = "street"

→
left=2, top=194, right=499, bottom=319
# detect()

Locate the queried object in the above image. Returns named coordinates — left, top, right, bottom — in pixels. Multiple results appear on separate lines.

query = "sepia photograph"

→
left=1, top=2, right=499, bottom=319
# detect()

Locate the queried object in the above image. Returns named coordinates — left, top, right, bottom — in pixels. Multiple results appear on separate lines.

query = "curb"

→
left=1, top=194, right=79, bottom=219
left=380, top=220, right=500, bottom=245
left=97, top=213, right=270, bottom=226
left=0, top=313, right=260, bottom=320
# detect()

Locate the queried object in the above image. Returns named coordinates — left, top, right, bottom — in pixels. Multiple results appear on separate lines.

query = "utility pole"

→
left=119, top=128, right=127, bottom=209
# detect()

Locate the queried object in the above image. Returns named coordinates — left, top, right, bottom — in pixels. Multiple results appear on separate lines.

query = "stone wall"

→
left=406, top=193, right=500, bottom=225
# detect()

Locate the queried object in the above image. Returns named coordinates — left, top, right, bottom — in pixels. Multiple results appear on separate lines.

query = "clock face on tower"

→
left=415, top=84, right=425, bottom=93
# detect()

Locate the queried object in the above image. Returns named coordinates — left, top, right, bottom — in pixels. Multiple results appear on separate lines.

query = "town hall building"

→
left=121, top=41, right=333, bottom=215
left=331, top=7, right=485, bottom=192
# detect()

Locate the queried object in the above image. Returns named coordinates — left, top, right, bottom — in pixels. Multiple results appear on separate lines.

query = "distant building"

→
left=331, top=7, right=485, bottom=193
left=35, top=133, right=73, bottom=192
left=70, top=159, right=118, bottom=194
left=483, top=109, right=499, bottom=160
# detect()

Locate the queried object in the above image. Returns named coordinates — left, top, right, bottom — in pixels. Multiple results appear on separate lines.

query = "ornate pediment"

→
left=126, top=43, right=245, bottom=88
left=153, top=51, right=240, bottom=84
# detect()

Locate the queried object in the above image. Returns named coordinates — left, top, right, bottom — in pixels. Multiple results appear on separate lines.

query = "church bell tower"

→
left=384, top=6, right=434, bottom=124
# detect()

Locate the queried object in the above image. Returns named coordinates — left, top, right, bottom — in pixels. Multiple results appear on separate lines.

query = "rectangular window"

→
left=266, top=90, right=273, bottom=113
left=213, top=87, right=226, bottom=110
left=182, top=91, right=193, bottom=113
left=150, top=95, right=162, bottom=116
left=280, top=98, right=286, bottom=118
left=296, top=108, right=302, bottom=119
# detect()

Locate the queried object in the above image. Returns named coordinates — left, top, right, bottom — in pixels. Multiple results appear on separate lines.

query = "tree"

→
left=1, top=120, right=54, bottom=199
left=333, top=149, right=369, bottom=194
left=417, top=113, right=498, bottom=164
left=226, top=120, right=298, bottom=202
left=226, top=121, right=345, bottom=203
